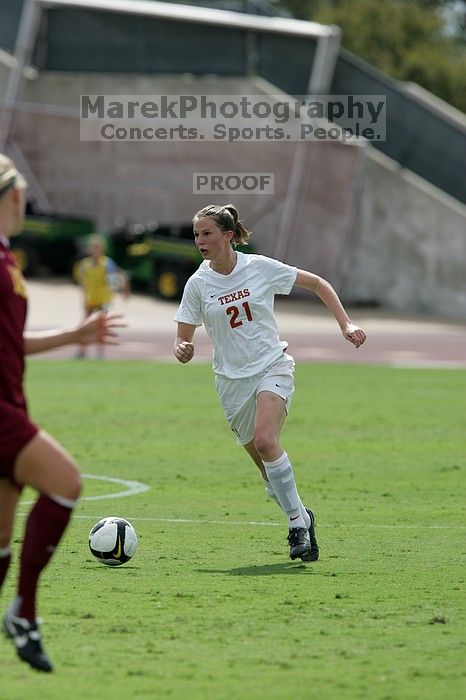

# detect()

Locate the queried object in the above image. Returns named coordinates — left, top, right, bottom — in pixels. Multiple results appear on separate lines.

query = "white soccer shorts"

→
left=215, top=353, right=295, bottom=445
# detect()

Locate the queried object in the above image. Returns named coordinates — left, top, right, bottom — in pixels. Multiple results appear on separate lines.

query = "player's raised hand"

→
left=343, top=322, right=366, bottom=349
left=175, top=341, right=194, bottom=363
left=75, top=311, right=126, bottom=346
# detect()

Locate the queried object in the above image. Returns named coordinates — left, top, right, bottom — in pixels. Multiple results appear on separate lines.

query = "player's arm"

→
left=24, top=312, right=126, bottom=355
left=294, top=269, right=366, bottom=349
left=174, top=322, right=196, bottom=363
left=108, top=257, right=131, bottom=299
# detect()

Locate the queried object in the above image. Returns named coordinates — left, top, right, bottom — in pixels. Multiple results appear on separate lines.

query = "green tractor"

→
left=106, top=219, right=202, bottom=300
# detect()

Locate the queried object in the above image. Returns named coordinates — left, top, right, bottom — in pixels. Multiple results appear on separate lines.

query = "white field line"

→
left=16, top=510, right=465, bottom=530
left=19, top=473, right=150, bottom=505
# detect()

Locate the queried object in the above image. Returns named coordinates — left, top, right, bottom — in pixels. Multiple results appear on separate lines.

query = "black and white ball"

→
left=89, top=517, right=138, bottom=566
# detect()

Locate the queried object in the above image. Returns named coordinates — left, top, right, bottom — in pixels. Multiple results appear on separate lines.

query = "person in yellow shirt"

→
left=75, top=235, right=130, bottom=358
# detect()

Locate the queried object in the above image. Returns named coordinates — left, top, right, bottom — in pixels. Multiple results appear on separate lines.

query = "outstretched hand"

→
left=343, top=322, right=366, bottom=349
left=75, top=312, right=126, bottom=346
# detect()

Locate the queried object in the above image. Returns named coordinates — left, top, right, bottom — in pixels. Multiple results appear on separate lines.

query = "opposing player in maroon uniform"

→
left=0, top=154, right=124, bottom=672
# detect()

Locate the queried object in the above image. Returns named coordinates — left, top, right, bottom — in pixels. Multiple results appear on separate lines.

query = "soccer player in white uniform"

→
left=174, top=204, right=366, bottom=561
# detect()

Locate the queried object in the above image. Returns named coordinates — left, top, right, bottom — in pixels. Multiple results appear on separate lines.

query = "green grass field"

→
left=1, top=360, right=465, bottom=700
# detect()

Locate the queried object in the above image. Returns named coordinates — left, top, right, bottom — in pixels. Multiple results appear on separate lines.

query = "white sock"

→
left=0, top=546, right=11, bottom=558
left=263, top=452, right=308, bottom=529
left=9, top=596, right=22, bottom=617
left=263, top=477, right=280, bottom=505
left=262, top=477, right=311, bottom=529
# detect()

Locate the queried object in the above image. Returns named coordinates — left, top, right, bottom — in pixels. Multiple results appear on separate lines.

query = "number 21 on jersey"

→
left=226, top=301, right=253, bottom=329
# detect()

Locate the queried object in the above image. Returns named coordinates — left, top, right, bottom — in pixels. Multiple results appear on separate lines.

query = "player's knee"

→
left=57, top=467, right=82, bottom=502
left=254, top=429, right=277, bottom=458
left=68, top=470, right=82, bottom=501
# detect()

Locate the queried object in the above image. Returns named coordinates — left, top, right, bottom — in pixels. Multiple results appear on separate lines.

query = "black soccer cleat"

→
left=287, top=527, right=311, bottom=560
left=303, top=507, right=319, bottom=562
left=3, top=610, right=53, bottom=672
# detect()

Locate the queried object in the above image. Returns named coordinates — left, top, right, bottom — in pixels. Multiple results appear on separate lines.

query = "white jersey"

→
left=174, top=252, right=297, bottom=378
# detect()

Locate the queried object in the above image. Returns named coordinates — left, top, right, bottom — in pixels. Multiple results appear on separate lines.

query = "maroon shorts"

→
left=0, top=398, right=39, bottom=480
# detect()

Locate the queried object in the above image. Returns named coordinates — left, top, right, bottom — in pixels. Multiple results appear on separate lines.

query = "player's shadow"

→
left=197, top=562, right=315, bottom=576
left=82, top=565, right=138, bottom=571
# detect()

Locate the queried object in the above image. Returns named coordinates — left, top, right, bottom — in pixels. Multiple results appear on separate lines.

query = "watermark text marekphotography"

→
left=80, top=94, right=386, bottom=142
left=193, top=173, right=274, bottom=195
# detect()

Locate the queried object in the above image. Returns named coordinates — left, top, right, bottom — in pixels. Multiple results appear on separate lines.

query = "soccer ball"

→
left=88, top=517, right=138, bottom=566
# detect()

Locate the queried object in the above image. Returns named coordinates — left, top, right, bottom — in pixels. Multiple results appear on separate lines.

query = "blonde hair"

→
left=0, top=154, right=27, bottom=199
left=193, top=204, right=251, bottom=246
left=87, top=233, right=106, bottom=251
